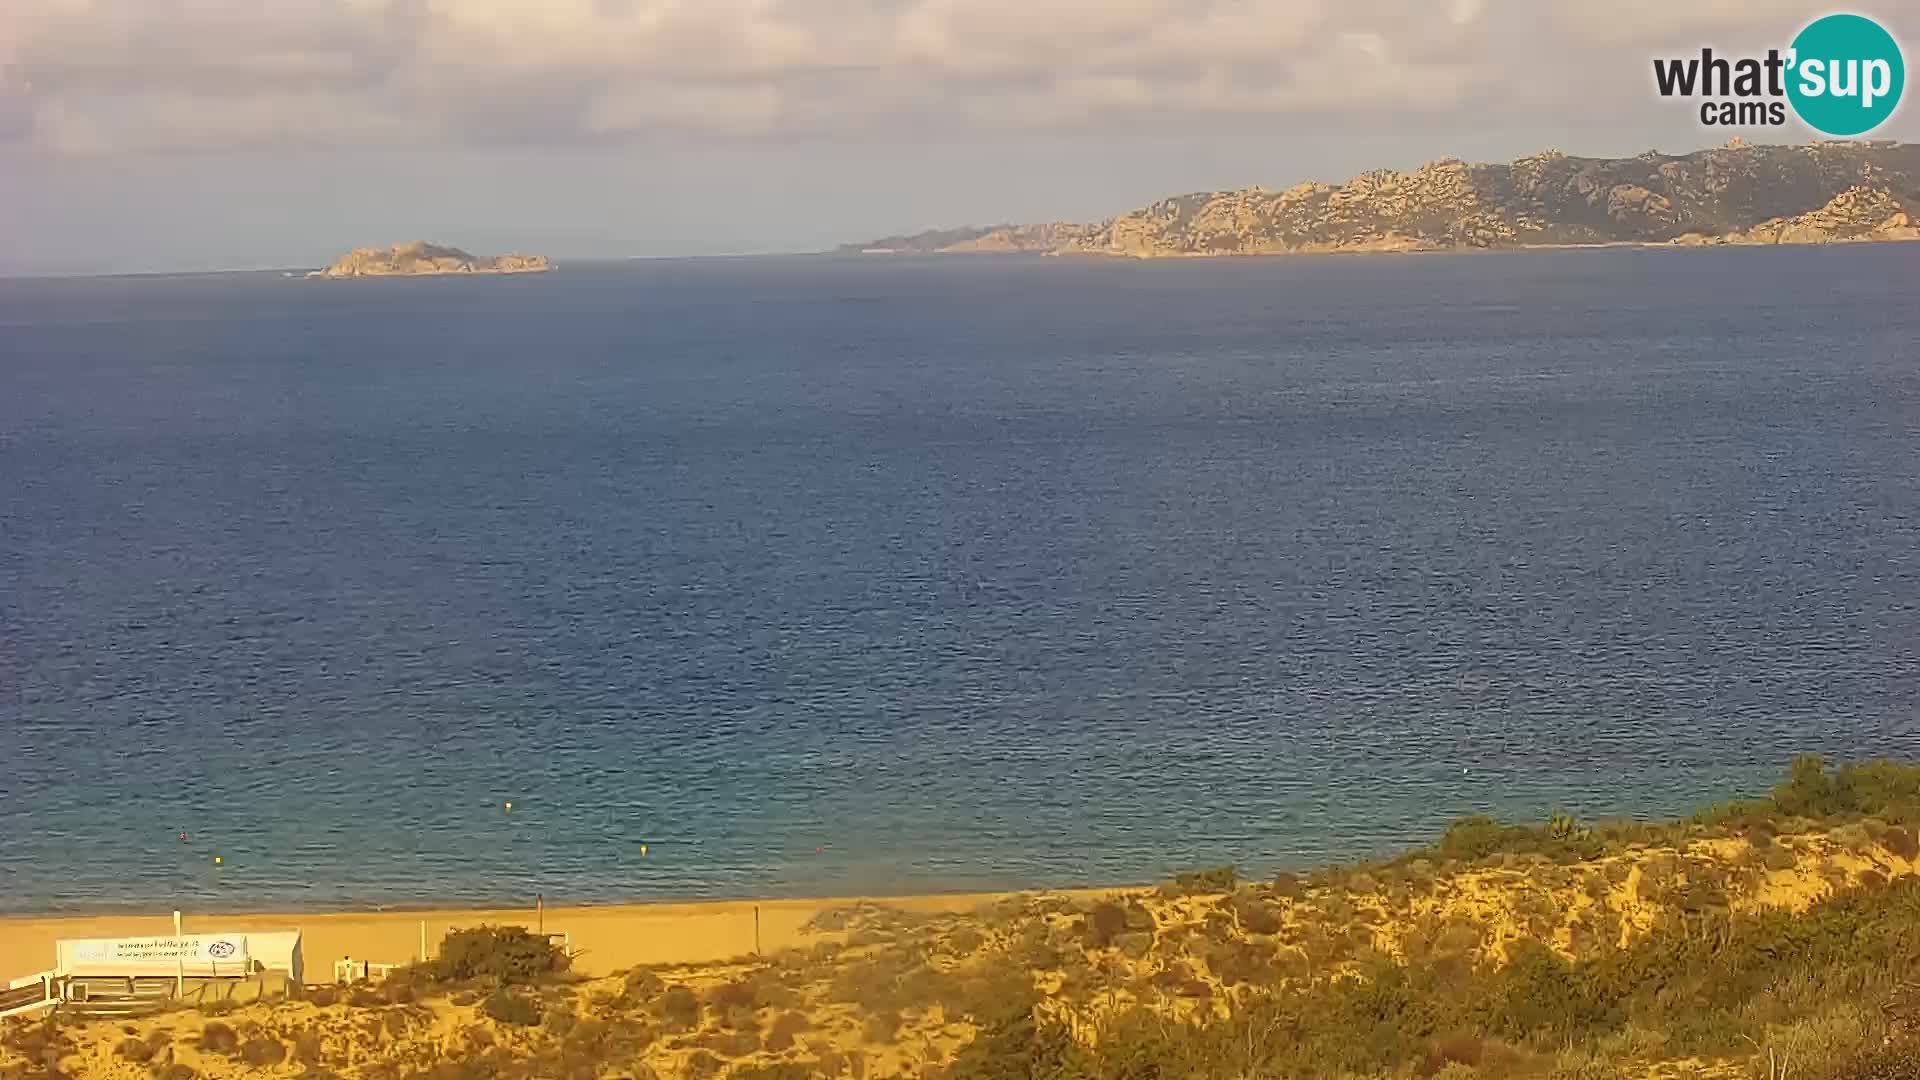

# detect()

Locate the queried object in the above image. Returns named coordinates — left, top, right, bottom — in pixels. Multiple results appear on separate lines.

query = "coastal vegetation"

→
left=4, top=756, right=1919, bottom=1080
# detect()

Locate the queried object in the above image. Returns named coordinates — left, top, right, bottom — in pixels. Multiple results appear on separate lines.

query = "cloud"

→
left=0, top=0, right=1852, bottom=154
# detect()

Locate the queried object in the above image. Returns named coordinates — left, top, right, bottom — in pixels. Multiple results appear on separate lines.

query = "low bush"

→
left=432, top=925, right=570, bottom=986
left=1164, top=866, right=1239, bottom=896
left=480, top=990, right=541, bottom=1026
left=947, top=874, right=1920, bottom=1080
left=1086, top=901, right=1128, bottom=948
left=863, top=1008, right=904, bottom=1043
left=196, top=1021, right=239, bottom=1054
left=1231, top=894, right=1283, bottom=935
left=948, top=925, right=988, bottom=954
left=695, top=1027, right=761, bottom=1056
left=658, top=984, right=701, bottom=1030
left=239, top=1038, right=287, bottom=1067
left=765, top=1010, right=812, bottom=1052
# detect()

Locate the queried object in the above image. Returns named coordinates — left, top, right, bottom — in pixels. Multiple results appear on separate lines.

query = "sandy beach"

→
left=0, top=890, right=1111, bottom=982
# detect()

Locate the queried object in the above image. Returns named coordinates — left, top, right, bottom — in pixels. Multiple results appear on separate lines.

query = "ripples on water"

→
left=2, top=247, right=1917, bottom=913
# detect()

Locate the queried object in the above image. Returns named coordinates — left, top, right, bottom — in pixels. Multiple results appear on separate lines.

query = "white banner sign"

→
left=62, top=935, right=248, bottom=970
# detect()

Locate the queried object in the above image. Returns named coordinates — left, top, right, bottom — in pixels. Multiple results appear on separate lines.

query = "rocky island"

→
left=314, top=241, right=552, bottom=278
left=846, top=140, right=1920, bottom=258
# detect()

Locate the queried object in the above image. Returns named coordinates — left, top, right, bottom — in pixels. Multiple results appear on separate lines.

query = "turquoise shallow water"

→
left=2, top=247, right=1917, bottom=914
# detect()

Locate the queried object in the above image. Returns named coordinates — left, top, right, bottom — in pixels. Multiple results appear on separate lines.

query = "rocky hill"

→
left=851, top=141, right=1920, bottom=257
left=317, top=241, right=552, bottom=277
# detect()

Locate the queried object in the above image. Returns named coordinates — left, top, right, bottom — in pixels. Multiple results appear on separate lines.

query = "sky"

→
left=3, top=0, right=1917, bottom=274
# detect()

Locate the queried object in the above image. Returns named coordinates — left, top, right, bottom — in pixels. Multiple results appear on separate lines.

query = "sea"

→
left=2, top=247, right=1917, bottom=915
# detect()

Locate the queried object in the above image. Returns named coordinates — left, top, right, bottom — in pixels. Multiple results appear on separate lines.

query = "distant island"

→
left=313, top=241, right=553, bottom=278
left=845, top=140, right=1920, bottom=258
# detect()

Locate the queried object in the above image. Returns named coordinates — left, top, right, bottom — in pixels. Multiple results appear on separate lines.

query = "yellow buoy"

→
left=214, top=856, right=223, bottom=865
left=504, top=801, right=513, bottom=812
left=640, top=844, right=648, bottom=857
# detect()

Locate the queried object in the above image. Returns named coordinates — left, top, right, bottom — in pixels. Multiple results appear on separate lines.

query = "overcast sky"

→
left=4, top=0, right=1916, bottom=274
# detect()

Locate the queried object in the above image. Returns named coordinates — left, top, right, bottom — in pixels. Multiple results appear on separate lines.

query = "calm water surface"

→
left=2, top=248, right=1917, bottom=913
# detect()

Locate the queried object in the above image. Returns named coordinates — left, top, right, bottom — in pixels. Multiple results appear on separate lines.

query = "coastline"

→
left=880, top=232, right=1920, bottom=259
left=0, top=888, right=1121, bottom=979
left=9, top=759, right=1919, bottom=1080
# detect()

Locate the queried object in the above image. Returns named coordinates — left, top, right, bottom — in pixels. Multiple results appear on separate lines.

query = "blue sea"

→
left=2, top=248, right=1917, bottom=915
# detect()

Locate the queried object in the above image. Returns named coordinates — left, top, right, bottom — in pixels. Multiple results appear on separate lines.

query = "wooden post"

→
left=419, top=920, right=427, bottom=964
left=537, top=894, right=544, bottom=935
left=753, top=905, right=761, bottom=956
left=173, top=911, right=184, bottom=998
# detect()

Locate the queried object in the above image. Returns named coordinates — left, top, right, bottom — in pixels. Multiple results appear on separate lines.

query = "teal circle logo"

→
left=1787, top=14, right=1905, bottom=136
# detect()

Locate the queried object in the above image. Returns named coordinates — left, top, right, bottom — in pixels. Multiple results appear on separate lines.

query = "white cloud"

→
left=1, top=0, right=1847, bottom=154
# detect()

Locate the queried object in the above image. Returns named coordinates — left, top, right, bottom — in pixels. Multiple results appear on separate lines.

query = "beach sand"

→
left=0, top=890, right=1110, bottom=981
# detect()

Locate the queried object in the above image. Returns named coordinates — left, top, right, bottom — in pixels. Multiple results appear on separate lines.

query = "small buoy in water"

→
left=640, top=844, right=648, bottom=857
left=214, top=856, right=223, bottom=866
left=504, top=801, right=513, bottom=812
left=815, top=846, right=823, bottom=855
left=179, top=832, right=187, bottom=842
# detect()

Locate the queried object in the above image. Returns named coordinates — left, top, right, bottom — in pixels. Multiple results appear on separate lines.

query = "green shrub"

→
left=1232, top=895, right=1283, bottom=935
left=709, top=978, right=758, bottom=1013
left=196, top=1021, right=239, bottom=1054
left=1086, top=900, right=1128, bottom=948
left=948, top=925, right=988, bottom=954
left=658, top=984, right=701, bottom=1030
left=239, top=1038, right=287, bottom=1067
left=695, top=1027, right=761, bottom=1056
left=623, top=969, right=665, bottom=998
left=1550, top=812, right=1592, bottom=842
left=432, top=925, right=569, bottom=985
left=1881, top=826, right=1920, bottom=860
left=1433, top=816, right=1515, bottom=862
left=765, top=1010, right=812, bottom=1052
left=1770, top=755, right=1920, bottom=824
left=863, top=1008, right=904, bottom=1043
left=480, top=990, right=541, bottom=1026
left=1776, top=754, right=1853, bottom=818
